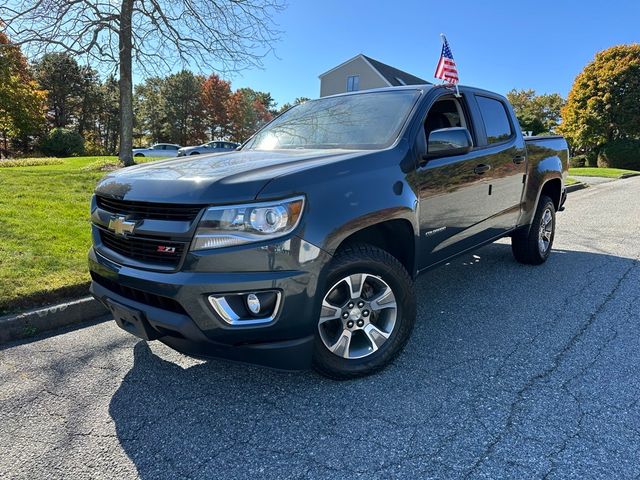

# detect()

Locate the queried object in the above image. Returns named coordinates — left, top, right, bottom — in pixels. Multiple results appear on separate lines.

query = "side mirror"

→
left=424, top=127, right=473, bottom=160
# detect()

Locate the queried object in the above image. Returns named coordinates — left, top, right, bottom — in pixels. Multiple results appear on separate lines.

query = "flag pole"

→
left=440, top=33, right=460, bottom=97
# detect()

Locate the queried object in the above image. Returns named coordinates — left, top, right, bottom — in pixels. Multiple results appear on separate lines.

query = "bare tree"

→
left=1, top=0, right=284, bottom=165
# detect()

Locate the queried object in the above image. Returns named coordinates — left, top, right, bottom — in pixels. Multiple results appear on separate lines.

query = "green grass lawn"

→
left=0, top=156, right=160, bottom=314
left=568, top=167, right=639, bottom=178
left=565, top=177, right=579, bottom=186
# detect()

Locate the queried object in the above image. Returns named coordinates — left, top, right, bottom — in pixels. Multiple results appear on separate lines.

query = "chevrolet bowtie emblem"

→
left=108, top=216, right=137, bottom=237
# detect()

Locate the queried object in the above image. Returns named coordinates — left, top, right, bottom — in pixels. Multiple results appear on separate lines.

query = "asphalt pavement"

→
left=2, top=177, right=639, bottom=479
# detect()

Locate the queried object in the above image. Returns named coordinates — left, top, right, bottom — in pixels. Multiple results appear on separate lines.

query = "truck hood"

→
left=95, top=149, right=367, bottom=204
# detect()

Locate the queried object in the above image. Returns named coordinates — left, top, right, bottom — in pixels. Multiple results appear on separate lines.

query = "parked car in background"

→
left=132, top=143, right=181, bottom=158
left=177, top=141, right=239, bottom=156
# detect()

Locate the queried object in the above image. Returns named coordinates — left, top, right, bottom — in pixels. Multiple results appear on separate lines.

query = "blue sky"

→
left=226, top=0, right=640, bottom=107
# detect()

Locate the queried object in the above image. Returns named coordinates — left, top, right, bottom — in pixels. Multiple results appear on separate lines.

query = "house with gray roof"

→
left=318, top=54, right=430, bottom=97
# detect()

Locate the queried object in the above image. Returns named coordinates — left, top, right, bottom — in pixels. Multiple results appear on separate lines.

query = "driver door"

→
left=412, top=94, right=496, bottom=269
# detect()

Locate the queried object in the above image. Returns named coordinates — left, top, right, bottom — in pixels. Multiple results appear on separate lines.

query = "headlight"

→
left=191, top=196, right=305, bottom=250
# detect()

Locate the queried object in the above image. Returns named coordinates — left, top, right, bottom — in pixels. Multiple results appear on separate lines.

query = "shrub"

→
left=597, top=139, right=640, bottom=170
left=83, top=133, right=110, bottom=156
left=38, top=128, right=85, bottom=157
left=569, top=154, right=587, bottom=168
left=81, top=158, right=121, bottom=172
left=0, top=158, right=64, bottom=168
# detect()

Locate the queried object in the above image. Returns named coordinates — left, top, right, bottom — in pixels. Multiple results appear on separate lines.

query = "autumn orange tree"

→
left=226, top=88, right=273, bottom=143
left=202, top=74, right=232, bottom=140
left=0, top=31, right=45, bottom=155
left=560, top=44, right=640, bottom=154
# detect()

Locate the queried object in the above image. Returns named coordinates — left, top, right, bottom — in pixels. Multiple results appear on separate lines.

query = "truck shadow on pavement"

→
left=108, top=242, right=639, bottom=478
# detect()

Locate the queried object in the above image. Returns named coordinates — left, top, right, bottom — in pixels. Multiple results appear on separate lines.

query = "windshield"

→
left=244, top=90, right=421, bottom=150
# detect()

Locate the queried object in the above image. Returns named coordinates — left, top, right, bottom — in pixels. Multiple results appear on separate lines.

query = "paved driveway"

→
left=2, top=177, right=639, bottom=479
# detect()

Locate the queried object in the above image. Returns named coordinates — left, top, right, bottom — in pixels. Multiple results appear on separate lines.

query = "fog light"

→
left=208, top=291, right=281, bottom=326
left=246, top=293, right=261, bottom=315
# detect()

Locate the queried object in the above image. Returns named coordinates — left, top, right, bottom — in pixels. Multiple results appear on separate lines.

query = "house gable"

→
left=319, top=54, right=391, bottom=97
left=319, top=54, right=429, bottom=97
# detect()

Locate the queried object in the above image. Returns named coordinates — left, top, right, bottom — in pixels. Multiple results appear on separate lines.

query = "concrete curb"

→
left=0, top=297, right=108, bottom=344
left=566, top=182, right=587, bottom=193
left=620, top=173, right=640, bottom=179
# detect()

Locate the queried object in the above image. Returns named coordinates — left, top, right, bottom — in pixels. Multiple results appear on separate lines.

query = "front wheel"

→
left=511, top=195, right=556, bottom=265
left=313, top=244, right=416, bottom=380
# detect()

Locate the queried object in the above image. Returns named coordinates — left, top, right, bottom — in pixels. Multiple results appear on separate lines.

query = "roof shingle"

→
left=362, top=55, right=430, bottom=86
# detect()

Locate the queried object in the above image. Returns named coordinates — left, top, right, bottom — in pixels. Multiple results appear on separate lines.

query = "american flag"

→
left=434, top=37, right=459, bottom=84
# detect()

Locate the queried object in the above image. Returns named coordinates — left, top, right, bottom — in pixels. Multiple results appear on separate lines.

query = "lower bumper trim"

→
left=90, top=280, right=314, bottom=370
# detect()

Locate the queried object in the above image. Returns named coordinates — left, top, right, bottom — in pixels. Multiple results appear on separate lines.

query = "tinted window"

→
left=167, top=145, right=179, bottom=150
left=476, top=96, right=512, bottom=144
left=425, top=98, right=464, bottom=137
left=244, top=90, right=420, bottom=150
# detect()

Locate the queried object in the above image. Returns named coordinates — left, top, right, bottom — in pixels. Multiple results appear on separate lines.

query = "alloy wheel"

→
left=318, top=273, right=397, bottom=359
left=538, top=207, right=554, bottom=254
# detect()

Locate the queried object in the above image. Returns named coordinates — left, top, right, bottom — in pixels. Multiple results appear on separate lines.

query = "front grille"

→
left=90, top=271, right=186, bottom=314
left=96, top=196, right=204, bottom=221
left=99, top=229, right=185, bottom=267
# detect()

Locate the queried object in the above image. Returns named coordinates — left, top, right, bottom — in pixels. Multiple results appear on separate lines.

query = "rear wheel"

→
left=134, top=153, right=145, bottom=158
left=512, top=195, right=556, bottom=265
left=312, top=244, right=415, bottom=380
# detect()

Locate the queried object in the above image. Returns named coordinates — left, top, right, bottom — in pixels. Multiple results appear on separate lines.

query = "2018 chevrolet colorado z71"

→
left=89, top=85, right=569, bottom=379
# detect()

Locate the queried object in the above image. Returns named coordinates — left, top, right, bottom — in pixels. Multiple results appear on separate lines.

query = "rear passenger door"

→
left=469, top=94, right=527, bottom=231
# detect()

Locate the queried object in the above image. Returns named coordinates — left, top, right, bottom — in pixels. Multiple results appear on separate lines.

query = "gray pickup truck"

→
left=89, top=84, right=568, bottom=379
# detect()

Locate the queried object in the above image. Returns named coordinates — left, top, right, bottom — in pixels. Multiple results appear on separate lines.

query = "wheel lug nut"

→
left=362, top=310, right=369, bottom=317
left=347, top=320, right=354, bottom=328
left=357, top=301, right=364, bottom=308
left=347, top=302, right=354, bottom=309
left=357, top=319, right=364, bottom=327
left=342, top=312, right=349, bottom=319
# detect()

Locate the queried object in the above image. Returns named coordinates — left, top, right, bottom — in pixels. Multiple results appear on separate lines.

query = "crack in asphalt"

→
left=464, top=259, right=639, bottom=478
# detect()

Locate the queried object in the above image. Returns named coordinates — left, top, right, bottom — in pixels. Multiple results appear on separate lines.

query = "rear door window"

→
left=476, top=96, right=513, bottom=144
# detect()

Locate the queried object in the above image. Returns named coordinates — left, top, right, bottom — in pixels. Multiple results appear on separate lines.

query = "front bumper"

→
left=89, top=237, right=331, bottom=370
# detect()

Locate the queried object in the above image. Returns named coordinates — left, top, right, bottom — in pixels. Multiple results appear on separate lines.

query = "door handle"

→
left=513, top=155, right=526, bottom=164
left=474, top=164, right=491, bottom=175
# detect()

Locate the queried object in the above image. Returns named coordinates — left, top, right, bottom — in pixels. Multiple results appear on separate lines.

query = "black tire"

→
left=134, top=153, right=145, bottom=158
left=190, top=152, right=200, bottom=155
left=312, top=243, right=416, bottom=380
left=512, top=195, right=556, bottom=265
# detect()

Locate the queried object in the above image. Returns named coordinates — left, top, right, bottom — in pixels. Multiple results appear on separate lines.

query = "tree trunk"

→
left=1, top=130, right=7, bottom=158
left=118, top=0, right=134, bottom=166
